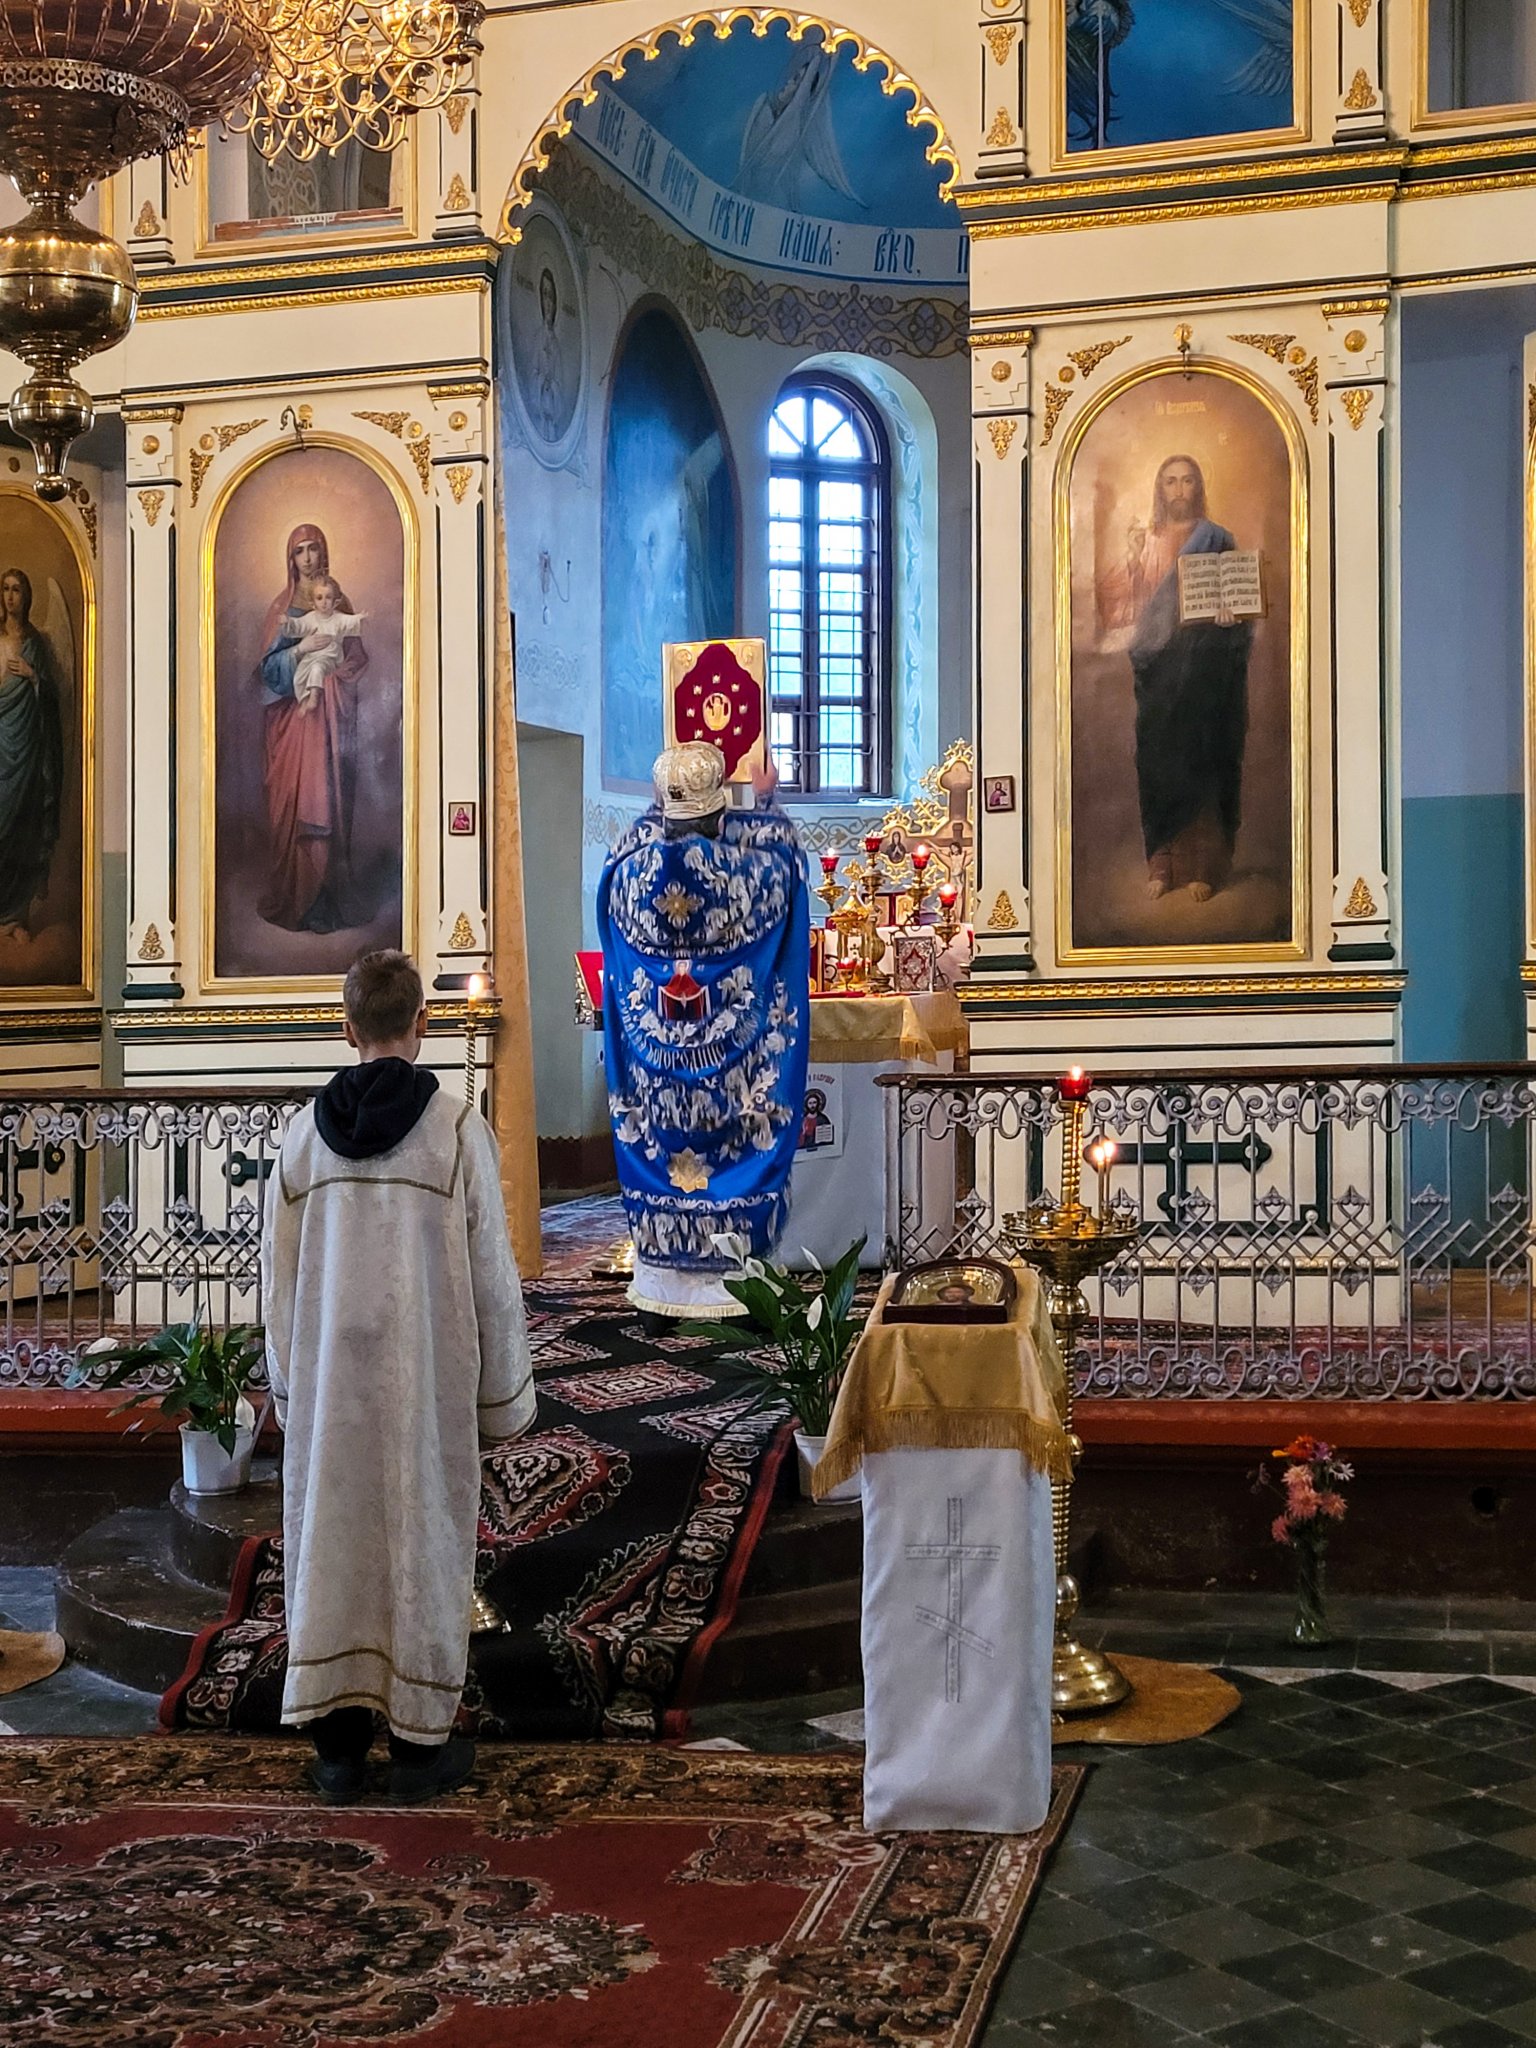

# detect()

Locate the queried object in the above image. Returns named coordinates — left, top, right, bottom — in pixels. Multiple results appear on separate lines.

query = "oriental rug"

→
left=163, top=1275, right=793, bottom=1742
left=0, top=1739, right=1084, bottom=2048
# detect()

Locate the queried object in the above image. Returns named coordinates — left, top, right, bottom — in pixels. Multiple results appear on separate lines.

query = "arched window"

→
left=768, top=376, right=891, bottom=796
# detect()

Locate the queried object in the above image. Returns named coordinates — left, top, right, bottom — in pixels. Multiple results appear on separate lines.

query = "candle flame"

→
left=467, top=973, right=489, bottom=1004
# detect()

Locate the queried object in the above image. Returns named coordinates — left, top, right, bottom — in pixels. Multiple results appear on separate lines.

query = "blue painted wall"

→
left=1399, top=288, right=1533, bottom=1068
left=601, top=307, right=738, bottom=785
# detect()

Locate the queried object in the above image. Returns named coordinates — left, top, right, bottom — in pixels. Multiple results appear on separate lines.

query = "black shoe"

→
left=308, top=1756, right=368, bottom=1806
left=388, top=1737, right=476, bottom=1806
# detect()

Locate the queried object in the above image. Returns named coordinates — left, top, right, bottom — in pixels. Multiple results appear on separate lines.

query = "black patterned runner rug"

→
left=162, top=1274, right=793, bottom=1741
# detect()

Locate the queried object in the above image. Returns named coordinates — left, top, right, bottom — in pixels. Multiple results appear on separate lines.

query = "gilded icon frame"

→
left=1052, top=356, right=1311, bottom=969
left=1412, top=0, right=1536, bottom=132
left=194, top=125, right=418, bottom=257
left=0, top=487, right=97, bottom=1004
left=1049, top=0, right=1311, bottom=170
left=199, top=430, right=420, bottom=997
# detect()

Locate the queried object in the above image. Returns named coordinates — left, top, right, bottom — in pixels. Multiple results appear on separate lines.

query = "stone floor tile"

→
left=1338, top=1808, right=1468, bottom=1859
left=1175, top=1850, right=1298, bottom=1906
left=1209, top=2012, right=1367, bottom=2048
left=1423, top=1797, right=1536, bottom=1840
left=1242, top=1880, right=1380, bottom=1941
left=1124, top=1963, right=1285, bottom=2034
left=1406, top=1952, right=1536, bottom=2015
left=1329, top=1859, right=1469, bottom=1913
left=1413, top=2020, right=1536, bottom=2048
left=988, top=1956, right=1101, bottom=2021
left=1412, top=1894, right=1536, bottom=1947
left=1253, top=1832, right=1385, bottom=1880
left=1054, top=1932, right=1199, bottom=1993
left=1224, top=1939, right=1379, bottom=2001
left=1092, top=1876, right=1214, bottom=1930
left=1157, top=1904, right=1296, bottom=1966
left=1315, top=1974, right=1470, bottom=2044
left=1011, top=1892, right=1123, bottom=1956
left=1417, top=1843, right=1536, bottom=1891
left=1355, top=1636, right=1493, bottom=1676
left=1009, top=1992, right=1199, bottom=2047
left=1041, top=1842, right=1148, bottom=1897
left=1314, top=1908, right=1471, bottom=1974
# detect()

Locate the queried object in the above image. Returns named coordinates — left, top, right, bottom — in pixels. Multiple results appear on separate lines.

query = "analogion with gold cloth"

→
left=814, top=1270, right=1069, bottom=1836
left=806, top=990, right=967, bottom=1065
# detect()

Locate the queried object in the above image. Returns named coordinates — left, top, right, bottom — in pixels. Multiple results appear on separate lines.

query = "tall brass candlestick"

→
left=465, top=974, right=490, bottom=1108
left=1006, top=1069, right=1137, bottom=1717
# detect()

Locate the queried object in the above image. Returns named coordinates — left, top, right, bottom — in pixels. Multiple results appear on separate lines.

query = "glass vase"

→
left=1291, top=1541, right=1330, bottom=1646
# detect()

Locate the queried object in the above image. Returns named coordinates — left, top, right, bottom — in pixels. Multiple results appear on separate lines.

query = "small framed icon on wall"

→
left=448, top=802, right=476, bottom=837
left=983, top=775, right=1016, bottom=814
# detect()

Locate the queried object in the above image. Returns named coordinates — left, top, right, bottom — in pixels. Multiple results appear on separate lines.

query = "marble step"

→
left=55, top=1506, right=225, bottom=1696
left=693, top=1577, right=863, bottom=1704
left=170, top=1462, right=281, bottom=1592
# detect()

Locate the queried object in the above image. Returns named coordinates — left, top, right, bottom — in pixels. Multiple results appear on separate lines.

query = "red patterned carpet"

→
left=0, top=1740, right=1083, bottom=2047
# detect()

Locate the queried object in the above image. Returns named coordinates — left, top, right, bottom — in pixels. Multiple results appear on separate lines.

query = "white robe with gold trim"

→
left=262, top=1092, right=535, bottom=1743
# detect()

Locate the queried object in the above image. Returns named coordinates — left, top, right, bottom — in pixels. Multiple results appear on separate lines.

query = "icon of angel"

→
left=735, top=41, right=865, bottom=214
left=0, top=564, right=72, bottom=940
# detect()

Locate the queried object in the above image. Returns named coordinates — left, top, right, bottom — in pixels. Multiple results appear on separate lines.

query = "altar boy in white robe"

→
left=262, top=949, right=536, bottom=1805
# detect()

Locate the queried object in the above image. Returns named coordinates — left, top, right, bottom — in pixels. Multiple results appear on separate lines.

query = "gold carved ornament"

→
left=137, top=924, right=166, bottom=963
left=138, top=488, right=165, bottom=529
left=1344, top=68, right=1378, bottom=112
left=66, top=479, right=96, bottom=555
left=448, top=912, right=477, bottom=951
left=1347, top=0, right=1372, bottom=24
left=354, top=409, right=434, bottom=493
left=1344, top=878, right=1378, bottom=920
left=987, top=418, right=1019, bottom=460
left=1040, top=383, right=1073, bottom=446
left=985, top=23, right=1018, bottom=63
left=1231, top=334, right=1321, bottom=424
left=445, top=462, right=476, bottom=503
left=1340, top=388, right=1375, bottom=431
left=444, top=95, right=469, bottom=136
left=991, top=361, right=1013, bottom=384
left=133, top=201, right=161, bottom=238
left=987, top=890, right=1019, bottom=932
left=188, top=419, right=267, bottom=508
left=1528, top=384, right=1536, bottom=445
left=444, top=172, right=471, bottom=212
left=986, top=107, right=1018, bottom=149
left=1067, top=335, right=1132, bottom=380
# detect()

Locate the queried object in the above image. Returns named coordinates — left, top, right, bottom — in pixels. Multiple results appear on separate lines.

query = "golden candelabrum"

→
left=1004, top=1070, right=1139, bottom=1717
left=815, top=838, right=937, bottom=993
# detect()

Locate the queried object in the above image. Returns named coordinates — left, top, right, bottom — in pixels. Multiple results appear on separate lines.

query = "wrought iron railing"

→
left=887, top=1065, right=1536, bottom=1401
left=0, top=1090, right=306, bottom=1391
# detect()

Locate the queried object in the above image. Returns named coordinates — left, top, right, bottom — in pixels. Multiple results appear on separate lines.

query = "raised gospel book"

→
left=1177, top=549, right=1265, bottom=624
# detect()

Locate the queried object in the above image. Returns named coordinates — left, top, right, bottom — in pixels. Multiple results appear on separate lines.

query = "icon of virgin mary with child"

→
left=255, top=522, right=373, bottom=935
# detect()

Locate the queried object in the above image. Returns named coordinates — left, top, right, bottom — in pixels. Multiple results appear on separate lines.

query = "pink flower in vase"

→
left=1271, top=1514, right=1291, bottom=1544
left=1319, top=1492, right=1347, bottom=1520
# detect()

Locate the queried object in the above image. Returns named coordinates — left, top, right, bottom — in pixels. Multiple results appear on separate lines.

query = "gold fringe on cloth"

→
left=808, top=991, right=968, bottom=1066
left=812, top=1268, right=1071, bottom=1498
left=490, top=494, right=544, bottom=1280
left=1051, top=1656, right=1241, bottom=1746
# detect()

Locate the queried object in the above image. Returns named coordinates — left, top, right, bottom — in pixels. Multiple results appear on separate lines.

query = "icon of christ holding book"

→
left=1101, top=454, right=1259, bottom=904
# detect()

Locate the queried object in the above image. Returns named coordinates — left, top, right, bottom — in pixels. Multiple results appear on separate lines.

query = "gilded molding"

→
left=121, top=403, right=185, bottom=424
left=448, top=912, right=477, bottom=951
left=955, top=146, right=1406, bottom=213
left=66, top=480, right=97, bottom=556
left=501, top=10, right=959, bottom=236
left=962, top=973, right=1405, bottom=1004
left=137, top=924, right=166, bottom=963
left=138, top=276, right=490, bottom=322
left=1529, top=384, right=1536, bottom=445
left=133, top=201, right=161, bottom=238
left=354, top=408, right=434, bottom=493
left=1322, top=295, right=1391, bottom=319
left=444, top=173, right=471, bottom=213
left=984, top=23, right=1018, bottom=63
left=1339, top=388, right=1375, bottom=431
left=444, top=94, right=469, bottom=135
left=138, top=489, right=165, bottom=529
left=427, top=376, right=491, bottom=403
left=986, top=418, right=1019, bottom=460
left=0, top=1007, right=104, bottom=1036
left=1231, top=333, right=1321, bottom=423
left=355, top=408, right=411, bottom=437
left=968, top=180, right=1389, bottom=239
left=1347, top=0, right=1372, bottom=23
left=111, top=998, right=502, bottom=1035
left=143, top=241, right=498, bottom=297
left=969, top=327, right=1036, bottom=352
left=987, top=891, right=1019, bottom=931
left=189, top=419, right=267, bottom=508
left=444, top=462, right=476, bottom=503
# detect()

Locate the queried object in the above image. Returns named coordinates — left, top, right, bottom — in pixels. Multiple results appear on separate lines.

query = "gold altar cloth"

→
left=808, top=990, right=967, bottom=1066
left=812, top=1267, right=1071, bottom=1499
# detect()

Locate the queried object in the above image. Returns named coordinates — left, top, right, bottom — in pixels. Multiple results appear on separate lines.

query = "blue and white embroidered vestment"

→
left=598, top=804, right=810, bottom=1272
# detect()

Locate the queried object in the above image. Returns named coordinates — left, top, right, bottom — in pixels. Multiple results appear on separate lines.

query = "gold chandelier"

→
left=0, top=0, right=482, bottom=499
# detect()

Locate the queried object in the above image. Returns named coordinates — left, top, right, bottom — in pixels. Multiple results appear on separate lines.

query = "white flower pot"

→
left=794, top=1430, right=861, bottom=1507
left=180, top=1397, right=257, bottom=1496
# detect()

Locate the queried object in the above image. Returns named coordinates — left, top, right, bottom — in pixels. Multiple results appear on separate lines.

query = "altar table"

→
left=784, top=991, right=967, bottom=1270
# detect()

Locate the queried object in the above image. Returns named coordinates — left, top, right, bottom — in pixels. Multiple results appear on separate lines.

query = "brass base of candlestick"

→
left=592, top=1234, right=636, bottom=1279
left=470, top=1587, right=511, bottom=1634
left=1052, top=1571, right=1133, bottom=1715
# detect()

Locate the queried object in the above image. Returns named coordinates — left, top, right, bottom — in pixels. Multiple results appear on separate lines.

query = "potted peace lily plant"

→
left=75, top=1320, right=267, bottom=1498
left=687, top=1236, right=868, bottom=1504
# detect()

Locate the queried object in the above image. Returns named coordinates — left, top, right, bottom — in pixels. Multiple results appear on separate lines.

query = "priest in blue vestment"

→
left=598, top=741, right=809, bottom=1317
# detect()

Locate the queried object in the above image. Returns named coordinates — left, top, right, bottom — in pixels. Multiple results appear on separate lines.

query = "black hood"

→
left=315, top=1058, right=440, bottom=1161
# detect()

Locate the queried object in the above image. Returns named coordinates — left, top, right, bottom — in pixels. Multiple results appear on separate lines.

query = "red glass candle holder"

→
left=863, top=832, right=883, bottom=856
left=819, top=851, right=840, bottom=877
left=1060, top=1067, right=1092, bottom=1102
left=911, top=843, right=931, bottom=874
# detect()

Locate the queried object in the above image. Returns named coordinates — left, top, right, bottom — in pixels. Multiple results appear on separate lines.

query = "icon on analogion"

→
left=663, top=638, right=767, bottom=785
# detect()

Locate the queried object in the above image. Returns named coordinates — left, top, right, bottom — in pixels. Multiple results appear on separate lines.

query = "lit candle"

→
left=1086, top=1135, right=1118, bottom=1224
left=937, top=882, right=959, bottom=910
left=864, top=831, right=883, bottom=857
left=820, top=851, right=840, bottom=877
left=1060, top=1066, right=1092, bottom=1103
left=911, top=842, right=931, bottom=875
left=465, top=974, right=491, bottom=1107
